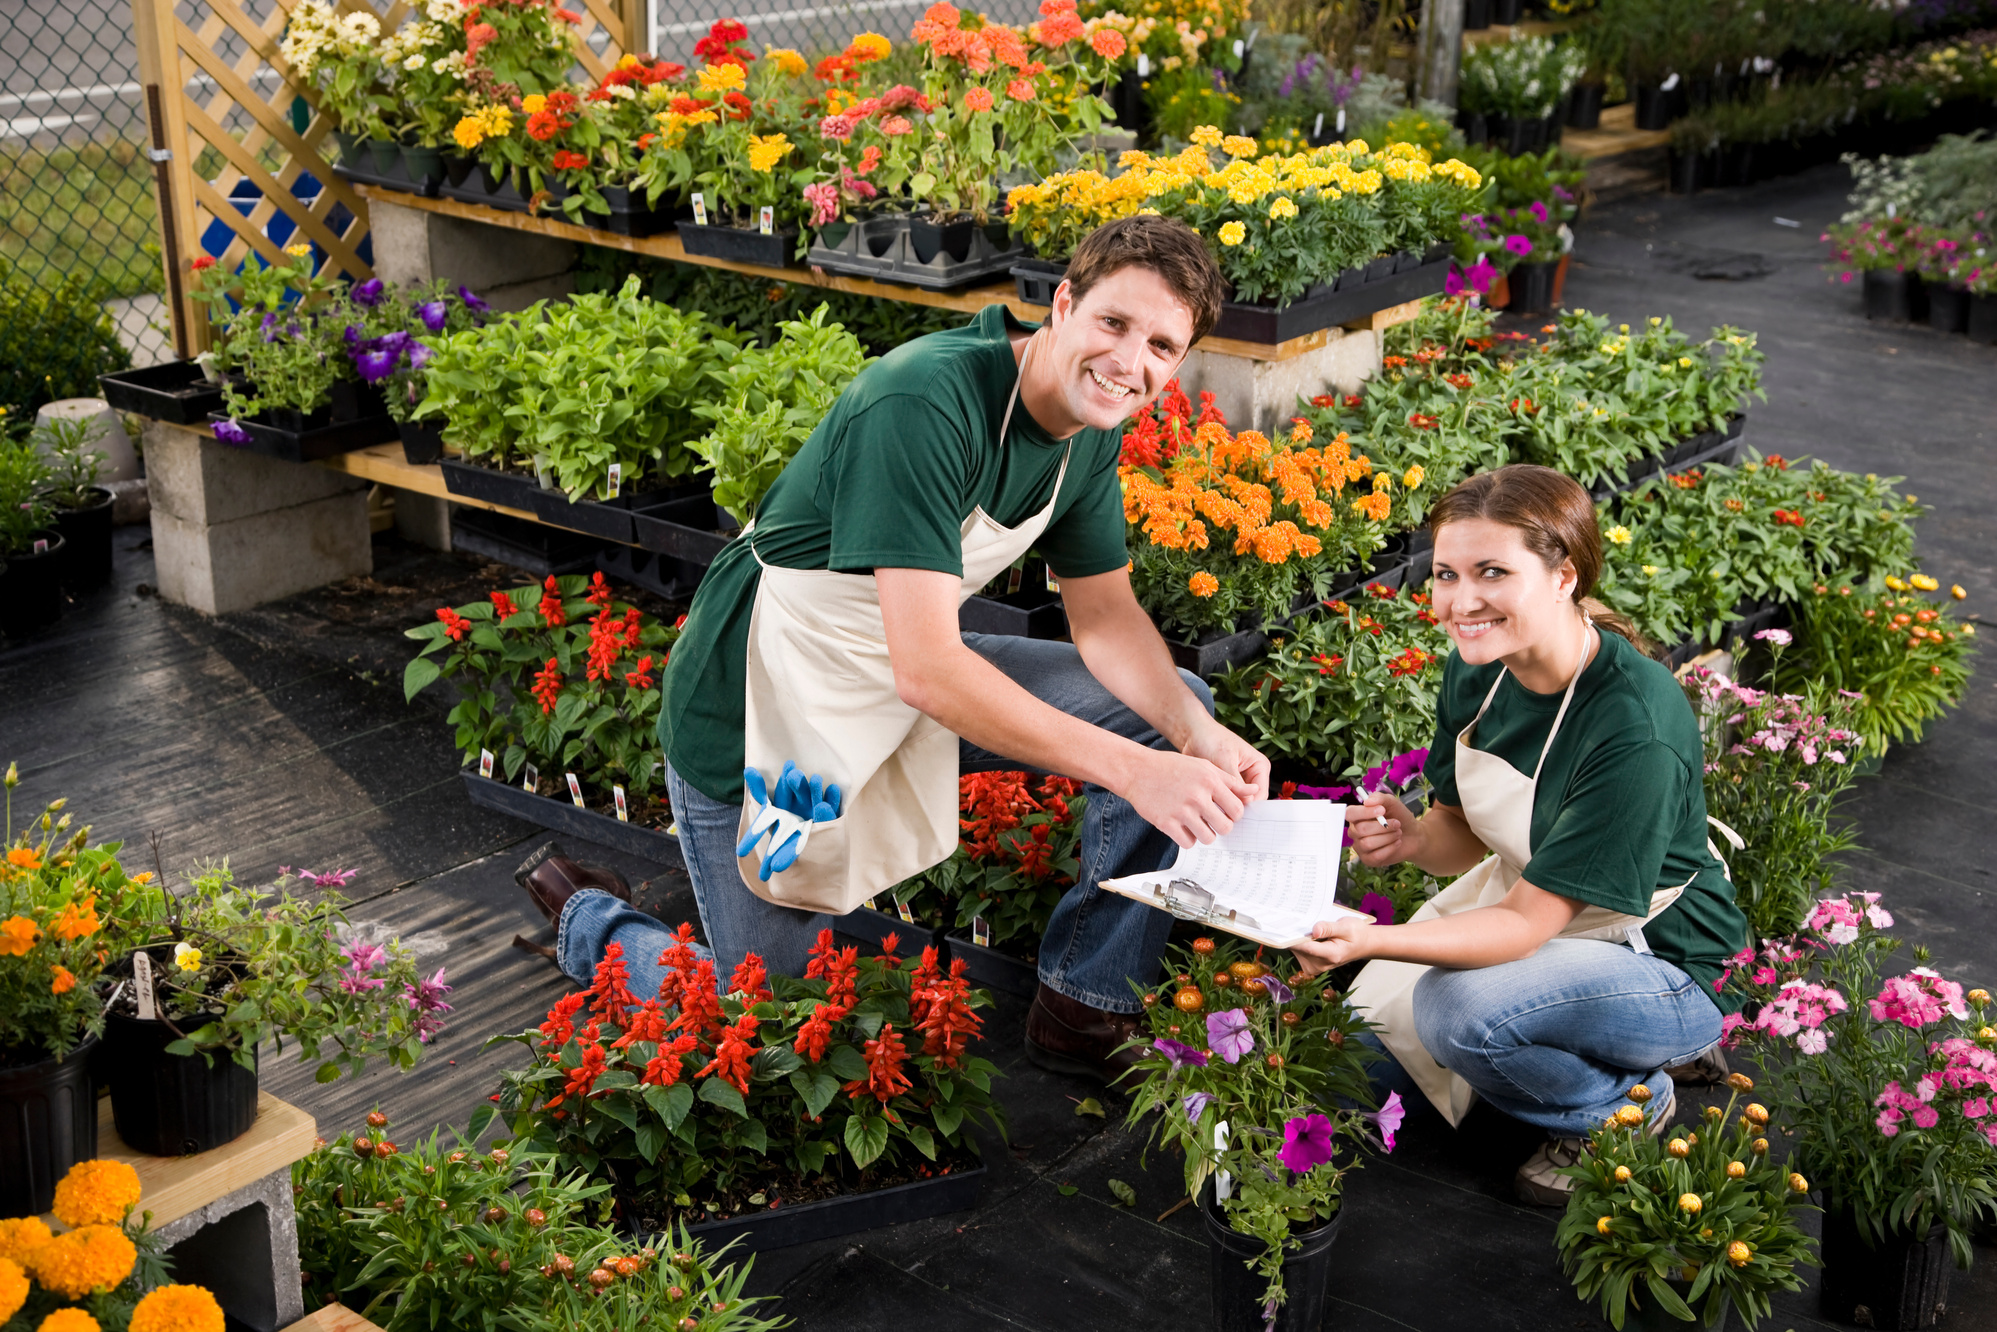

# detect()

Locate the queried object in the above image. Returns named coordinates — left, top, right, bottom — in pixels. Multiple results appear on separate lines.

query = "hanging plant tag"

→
left=1313, top=112, right=1323, bottom=138
left=759, top=205, right=774, bottom=236
left=972, top=916, right=991, bottom=947
left=133, top=950, right=156, bottom=1021
left=566, top=773, right=584, bottom=807
left=1136, top=53, right=1149, bottom=77
left=479, top=748, right=494, bottom=779
left=691, top=192, right=708, bottom=226
left=607, top=462, right=622, bottom=499
left=897, top=899, right=915, bottom=925
left=33, top=539, right=48, bottom=555
left=1660, top=72, right=1681, bottom=90
left=523, top=762, right=539, bottom=794
left=1336, top=107, right=1346, bottom=134
left=613, top=784, right=629, bottom=822
left=1007, top=563, right=1024, bottom=595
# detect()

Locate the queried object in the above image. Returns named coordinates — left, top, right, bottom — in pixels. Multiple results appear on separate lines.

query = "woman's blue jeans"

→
left=1357, top=938, right=1723, bottom=1136
left=557, top=632, right=1212, bottom=1013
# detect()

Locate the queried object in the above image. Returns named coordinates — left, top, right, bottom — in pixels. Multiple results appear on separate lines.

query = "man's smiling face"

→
left=1035, top=265, right=1195, bottom=435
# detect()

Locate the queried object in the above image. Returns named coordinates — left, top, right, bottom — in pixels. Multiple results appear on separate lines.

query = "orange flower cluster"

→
left=1120, top=421, right=1375, bottom=564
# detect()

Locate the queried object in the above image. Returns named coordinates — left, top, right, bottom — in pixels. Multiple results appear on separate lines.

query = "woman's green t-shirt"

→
left=1422, top=628, right=1748, bottom=1012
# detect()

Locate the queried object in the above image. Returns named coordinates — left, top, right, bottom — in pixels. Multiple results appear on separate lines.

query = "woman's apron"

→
left=732, top=331, right=1070, bottom=914
left=1346, top=623, right=1694, bottom=1125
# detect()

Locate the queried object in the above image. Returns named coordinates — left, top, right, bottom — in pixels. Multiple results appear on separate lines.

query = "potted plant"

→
left=1719, top=895, right=1996, bottom=1329
left=0, top=440, right=63, bottom=638
left=1458, top=34, right=1587, bottom=153
left=105, top=860, right=448, bottom=1157
left=350, top=280, right=491, bottom=464
left=31, top=413, right=114, bottom=590
left=0, top=765, right=145, bottom=1215
left=479, top=928, right=1005, bottom=1247
left=1821, top=216, right=1933, bottom=323
left=1555, top=1074, right=1817, bottom=1330
left=1122, top=936, right=1396, bottom=1330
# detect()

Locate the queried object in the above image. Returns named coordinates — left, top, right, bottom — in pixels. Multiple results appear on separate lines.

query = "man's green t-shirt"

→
left=1422, top=628, right=1748, bottom=1012
left=659, top=304, right=1131, bottom=805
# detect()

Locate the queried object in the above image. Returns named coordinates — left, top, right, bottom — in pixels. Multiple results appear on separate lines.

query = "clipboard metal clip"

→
left=1152, top=878, right=1261, bottom=932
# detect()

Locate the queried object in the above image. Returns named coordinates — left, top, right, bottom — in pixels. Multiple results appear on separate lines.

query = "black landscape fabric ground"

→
left=5, top=159, right=1996, bottom=1330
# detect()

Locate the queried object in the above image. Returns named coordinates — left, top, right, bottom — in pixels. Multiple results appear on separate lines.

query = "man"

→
left=521, top=216, right=1271, bottom=1083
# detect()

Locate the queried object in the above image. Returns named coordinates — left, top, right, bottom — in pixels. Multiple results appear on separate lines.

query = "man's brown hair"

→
left=1064, top=215, right=1224, bottom=346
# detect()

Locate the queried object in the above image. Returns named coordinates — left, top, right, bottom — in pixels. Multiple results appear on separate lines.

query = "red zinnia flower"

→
left=669, top=95, right=706, bottom=115
left=191, top=255, right=216, bottom=271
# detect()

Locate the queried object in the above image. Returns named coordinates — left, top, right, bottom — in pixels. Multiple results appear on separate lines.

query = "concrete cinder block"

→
left=144, top=422, right=365, bottom=527
left=1178, top=327, right=1382, bottom=435
left=368, top=197, right=576, bottom=294
left=151, top=488, right=371, bottom=615
left=392, top=487, right=453, bottom=551
left=150, top=1165, right=302, bottom=1332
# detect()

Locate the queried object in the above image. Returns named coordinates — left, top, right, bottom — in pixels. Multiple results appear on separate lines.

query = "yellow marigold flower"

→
left=1289, top=419, right=1312, bottom=444
left=1218, top=220, right=1246, bottom=246
left=747, top=133, right=792, bottom=173
left=0, top=916, right=38, bottom=957
left=1221, top=134, right=1258, bottom=158
left=7, top=846, right=41, bottom=871
left=1402, top=465, right=1424, bottom=489
left=479, top=106, right=512, bottom=136
left=1910, top=573, right=1939, bottom=591
left=1190, top=124, right=1223, bottom=147
left=37, top=1309, right=99, bottom=1332
left=130, top=1284, right=226, bottom=1332
left=1353, top=492, right=1390, bottom=522
left=0, top=1218, right=52, bottom=1266
left=1189, top=571, right=1218, bottom=598
left=1607, top=525, right=1632, bottom=545
left=698, top=62, right=746, bottom=92
left=1677, top=1193, right=1703, bottom=1214
left=1268, top=195, right=1297, bottom=221
left=53, top=1160, right=143, bottom=1229
left=847, top=31, right=891, bottom=61
left=27, top=1225, right=137, bottom=1299
left=765, top=46, right=808, bottom=76
left=520, top=93, right=547, bottom=114
left=0, top=1257, right=25, bottom=1324
left=1343, top=138, right=1369, bottom=155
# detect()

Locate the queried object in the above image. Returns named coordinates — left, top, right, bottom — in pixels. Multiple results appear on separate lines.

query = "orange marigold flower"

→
left=129, top=1284, right=225, bottom=1332
left=1188, top=571, right=1219, bottom=598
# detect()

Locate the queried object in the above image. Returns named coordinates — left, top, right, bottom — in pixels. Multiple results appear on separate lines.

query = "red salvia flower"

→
left=586, top=571, right=614, bottom=609
left=531, top=657, right=563, bottom=714
left=642, top=1033, right=700, bottom=1086
left=547, top=1041, right=608, bottom=1109
left=671, top=959, right=725, bottom=1043
left=878, top=931, right=901, bottom=967
left=538, top=576, right=566, bottom=626
left=436, top=606, right=470, bottom=640
left=909, top=945, right=943, bottom=997
left=845, top=1023, right=912, bottom=1103
left=698, top=1013, right=760, bottom=1094
left=654, top=922, right=701, bottom=1008
left=728, top=952, right=772, bottom=1005
left=621, top=606, right=643, bottom=648
left=1010, top=823, right=1057, bottom=881
left=613, top=999, right=671, bottom=1049
left=794, top=1001, right=845, bottom=1063
left=913, top=975, right=981, bottom=1068
left=586, top=608, right=623, bottom=681
left=822, top=945, right=861, bottom=1011
left=490, top=590, right=518, bottom=618
left=804, top=928, right=840, bottom=980
left=588, top=941, right=637, bottom=1025
left=538, top=991, right=587, bottom=1051
left=625, top=655, right=656, bottom=690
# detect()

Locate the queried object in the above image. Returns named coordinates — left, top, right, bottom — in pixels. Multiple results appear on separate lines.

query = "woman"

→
left=1291, top=465, right=1748, bottom=1206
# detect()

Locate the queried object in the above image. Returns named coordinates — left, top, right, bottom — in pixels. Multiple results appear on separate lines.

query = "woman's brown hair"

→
left=1425, top=465, right=1658, bottom=659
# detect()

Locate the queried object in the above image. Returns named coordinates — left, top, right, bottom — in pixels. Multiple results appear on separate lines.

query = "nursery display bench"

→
left=54, top=1091, right=317, bottom=1332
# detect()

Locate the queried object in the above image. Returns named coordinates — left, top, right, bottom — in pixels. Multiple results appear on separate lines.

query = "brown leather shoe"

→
left=514, top=842, right=633, bottom=925
left=1024, top=983, right=1146, bottom=1087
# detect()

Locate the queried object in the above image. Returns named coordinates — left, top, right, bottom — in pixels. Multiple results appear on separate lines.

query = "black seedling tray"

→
left=809, top=215, right=1025, bottom=291
left=459, top=772, right=683, bottom=866
left=100, top=362, right=227, bottom=426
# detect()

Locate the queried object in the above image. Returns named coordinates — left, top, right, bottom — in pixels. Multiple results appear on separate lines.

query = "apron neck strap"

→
left=1466, top=613, right=1598, bottom=783
left=1000, top=328, right=1040, bottom=446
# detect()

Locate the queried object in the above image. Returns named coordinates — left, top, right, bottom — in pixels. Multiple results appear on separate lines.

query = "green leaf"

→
left=827, top=1044, right=869, bottom=1082
left=1074, top=1097, right=1105, bottom=1119
left=635, top=1122, right=666, bottom=1162
left=790, top=1068, right=839, bottom=1119
left=906, top=1123, right=936, bottom=1160
left=403, top=655, right=444, bottom=702
left=1108, top=1179, right=1137, bottom=1206
left=697, top=1078, right=748, bottom=1118
left=844, top=1111, right=889, bottom=1170
left=314, top=1061, right=341, bottom=1084
left=1056, top=1183, right=1079, bottom=1197
left=646, top=1081, right=695, bottom=1132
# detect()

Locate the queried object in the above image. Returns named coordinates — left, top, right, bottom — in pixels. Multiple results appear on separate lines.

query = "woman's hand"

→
left=1345, top=792, right=1419, bottom=867
left=1289, top=916, right=1376, bottom=976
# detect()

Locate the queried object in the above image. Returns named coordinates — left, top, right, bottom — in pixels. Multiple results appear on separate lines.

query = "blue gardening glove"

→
left=736, top=761, right=842, bottom=881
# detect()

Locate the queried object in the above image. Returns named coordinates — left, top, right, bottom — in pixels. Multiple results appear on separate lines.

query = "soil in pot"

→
left=52, top=487, right=115, bottom=590
left=0, top=531, right=66, bottom=638
left=0, top=1035, right=100, bottom=1217
left=1817, top=1203, right=1952, bottom=1330
left=1202, top=1192, right=1341, bottom=1332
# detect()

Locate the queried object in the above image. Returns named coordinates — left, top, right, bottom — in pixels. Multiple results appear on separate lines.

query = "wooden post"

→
left=1415, top=0, right=1464, bottom=107
left=130, top=0, right=206, bottom=357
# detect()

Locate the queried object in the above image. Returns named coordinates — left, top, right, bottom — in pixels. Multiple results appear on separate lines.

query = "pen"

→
left=1358, top=782, right=1389, bottom=828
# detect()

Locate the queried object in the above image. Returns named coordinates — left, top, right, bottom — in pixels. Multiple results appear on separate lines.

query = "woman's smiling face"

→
left=1431, top=517, right=1579, bottom=665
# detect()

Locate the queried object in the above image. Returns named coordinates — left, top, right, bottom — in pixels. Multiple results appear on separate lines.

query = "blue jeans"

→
left=1359, top=939, right=1722, bottom=1136
left=557, top=632, right=1212, bottom=1013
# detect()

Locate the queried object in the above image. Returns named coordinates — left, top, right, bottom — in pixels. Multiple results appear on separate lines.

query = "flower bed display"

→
left=478, top=927, right=1003, bottom=1250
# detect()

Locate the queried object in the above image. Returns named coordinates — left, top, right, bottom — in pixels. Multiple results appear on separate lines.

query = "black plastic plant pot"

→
left=1462, top=0, right=1491, bottom=29
left=208, top=409, right=394, bottom=464
left=1968, top=292, right=1997, bottom=345
left=397, top=420, right=445, bottom=465
left=1490, top=0, right=1522, bottom=21
left=959, top=588, right=1067, bottom=640
left=1505, top=260, right=1560, bottom=315
left=0, top=532, right=66, bottom=638
left=1863, top=269, right=1920, bottom=322
left=1166, top=624, right=1270, bottom=679
left=52, top=487, right=115, bottom=590
left=1926, top=282, right=1970, bottom=334
left=99, top=361, right=227, bottom=425
left=1668, top=148, right=1707, bottom=195
left=943, top=933, right=1039, bottom=997
left=1719, top=144, right=1757, bottom=188
left=1202, top=1192, right=1340, bottom=1332
left=1817, top=1204, right=1951, bottom=1330
left=103, top=1009, right=258, bottom=1157
left=0, top=1034, right=99, bottom=1217
left=1568, top=81, right=1604, bottom=128
left=1625, top=1279, right=1731, bottom=1331
left=1454, top=108, right=1489, bottom=144
left=438, top=458, right=546, bottom=510
left=459, top=772, right=685, bottom=867
left=677, top=222, right=799, bottom=269
left=1634, top=84, right=1676, bottom=131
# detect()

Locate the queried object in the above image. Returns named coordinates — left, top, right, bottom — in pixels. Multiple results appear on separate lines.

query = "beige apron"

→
left=733, top=331, right=1071, bottom=914
left=1347, top=622, right=1693, bottom=1125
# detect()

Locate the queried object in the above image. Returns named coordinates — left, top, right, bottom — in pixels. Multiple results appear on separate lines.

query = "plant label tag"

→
left=1660, top=72, right=1681, bottom=91
left=566, top=772, right=584, bottom=807
left=691, top=192, right=708, bottom=226
left=1336, top=107, right=1345, bottom=134
left=896, top=899, right=915, bottom=924
left=613, top=784, right=629, bottom=822
left=1313, top=112, right=1324, bottom=138
left=863, top=895, right=877, bottom=911
left=1046, top=570, right=1060, bottom=594
left=479, top=748, right=495, bottom=779
left=133, top=950, right=156, bottom=1021
left=523, top=762, right=539, bottom=793
left=759, top=205, right=774, bottom=236
left=1007, top=564, right=1024, bottom=595
left=607, top=462, right=622, bottom=498
left=1232, top=38, right=1244, bottom=58
left=32, top=539, right=48, bottom=555
left=972, top=916, right=991, bottom=947
left=1136, top=53, right=1149, bottom=77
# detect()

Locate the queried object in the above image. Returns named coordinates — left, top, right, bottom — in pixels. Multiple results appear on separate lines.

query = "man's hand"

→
left=1129, top=747, right=1257, bottom=848
left=1290, top=916, right=1375, bottom=976
left=1180, top=717, right=1270, bottom=802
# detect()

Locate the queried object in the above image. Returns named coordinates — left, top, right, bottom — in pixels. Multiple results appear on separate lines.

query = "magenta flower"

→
left=213, top=419, right=253, bottom=446
left=296, top=867, right=359, bottom=888
left=1465, top=257, right=1498, bottom=293
left=1206, top=1009, right=1254, bottom=1064
left=1370, top=1091, right=1405, bottom=1151
left=1445, top=268, right=1465, bottom=297
left=404, top=967, right=453, bottom=1042
left=1155, top=1037, right=1210, bottom=1069
left=1869, top=968, right=1968, bottom=1029
left=1528, top=200, right=1549, bottom=224
left=1359, top=892, right=1396, bottom=926
left=1278, top=1112, right=1336, bottom=1172
left=1183, top=1091, right=1214, bottom=1124
left=1503, top=234, right=1533, bottom=257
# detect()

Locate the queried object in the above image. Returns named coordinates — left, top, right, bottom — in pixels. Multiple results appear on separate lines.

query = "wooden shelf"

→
left=65, top=1091, right=317, bottom=1231
left=316, top=441, right=537, bottom=523
left=285, top=1305, right=384, bottom=1332
left=1561, top=102, right=1671, bottom=160
left=351, top=184, right=1388, bottom=362
left=1463, top=18, right=1575, bottom=48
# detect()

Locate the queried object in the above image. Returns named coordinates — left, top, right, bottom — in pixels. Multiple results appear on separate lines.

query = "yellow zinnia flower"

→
left=1190, top=124, right=1223, bottom=147
left=698, top=63, right=747, bottom=92
left=520, top=93, right=547, bottom=114
left=765, top=46, right=808, bottom=77
left=747, top=133, right=792, bottom=173
left=1402, top=465, right=1424, bottom=489
left=1218, top=220, right=1246, bottom=246
left=1607, top=525, right=1631, bottom=545
left=452, top=114, right=486, bottom=150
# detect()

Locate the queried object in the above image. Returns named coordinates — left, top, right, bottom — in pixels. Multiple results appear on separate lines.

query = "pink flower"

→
left=1877, top=1108, right=1901, bottom=1136
left=880, top=83, right=922, bottom=110
left=1913, top=1105, right=1940, bottom=1129
left=1796, top=1028, right=1828, bottom=1055
left=963, top=85, right=994, bottom=112
left=1966, top=1098, right=1991, bottom=1119
left=1868, top=968, right=1969, bottom=1029
left=1279, top=1112, right=1337, bottom=1172
left=818, top=114, right=857, bottom=141
left=881, top=115, right=913, bottom=136
left=1206, top=1008, right=1254, bottom=1064
left=802, top=180, right=839, bottom=227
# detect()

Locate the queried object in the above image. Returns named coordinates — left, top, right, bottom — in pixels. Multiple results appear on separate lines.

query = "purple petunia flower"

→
left=1295, top=783, right=1354, bottom=802
left=1207, top=1008, right=1254, bottom=1064
left=1445, top=269, right=1465, bottom=297
left=407, top=340, right=433, bottom=370
left=457, top=285, right=490, bottom=313
left=1155, top=1037, right=1210, bottom=1069
left=375, top=329, right=412, bottom=357
left=261, top=312, right=283, bottom=343
left=352, top=277, right=384, bottom=307
left=355, top=347, right=399, bottom=383
left=1370, top=1091, right=1406, bottom=1151
left=1503, top=234, right=1533, bottom=257
left=1183, top=1091, right=1214, bottom=1124
left=1466, top=257, right=1498, bottom=293
left=1359, top=892, right=1397, bottom=926
left=213, top=419, right=252, bottom=446
left=418, top=300, right=448, bottom=332
left=1261, top=975, right=1294, bottom=1005
left=1278, top=1112, right=1336, bottom=1173
left=342, top=323, right=363, bottom=348
left=1386, top=748, right=1429, bottom=789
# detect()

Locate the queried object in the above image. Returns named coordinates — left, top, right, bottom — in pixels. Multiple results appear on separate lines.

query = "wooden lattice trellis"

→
left=130, top=0, right=638, bottom=358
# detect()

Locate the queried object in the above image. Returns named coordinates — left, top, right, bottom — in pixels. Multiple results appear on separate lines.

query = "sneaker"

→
left=1514, top=1137, right=1588, bottom=1206
left=1665, top=1044, right=1730, bottom=1087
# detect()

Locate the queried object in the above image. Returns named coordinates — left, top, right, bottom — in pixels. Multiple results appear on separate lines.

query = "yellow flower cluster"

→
left=40, top=1309, right=100, bottom=1332
left=451, top=103, right=513, bottom=151
left=25, top=1225, right=137, bottom=1299
left=52, top=1160, right=142, bottom=1228
left=765, top=45, right=809, bottom=76
left=748, top=133, right=792, bottom=173
left=0, top=1258, right=24, bottom=1325
left=697, top=62, right=747, bottom=93
left=130, top=1285, right=227, bottom=1332
left=0, top=1218, right=52, bottom=1265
